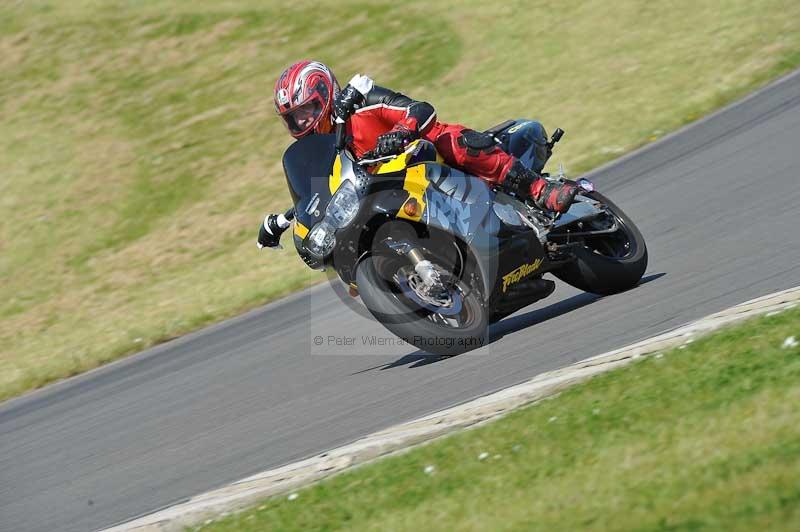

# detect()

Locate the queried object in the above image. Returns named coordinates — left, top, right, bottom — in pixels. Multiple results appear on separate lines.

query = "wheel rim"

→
left=395, top=266, right=465, bottom=316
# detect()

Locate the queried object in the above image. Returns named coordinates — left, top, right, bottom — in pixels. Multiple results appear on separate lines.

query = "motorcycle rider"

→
left=258, top=60, right=578, bottom=248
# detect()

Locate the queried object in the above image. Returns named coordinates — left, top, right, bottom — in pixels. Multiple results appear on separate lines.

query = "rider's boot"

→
left=529, top=177, right=579, bottom=213
left=502, top=159, right=578, bottom=213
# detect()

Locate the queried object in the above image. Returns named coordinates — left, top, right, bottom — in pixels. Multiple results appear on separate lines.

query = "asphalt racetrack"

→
left=2, top=71, right=800, bottom=532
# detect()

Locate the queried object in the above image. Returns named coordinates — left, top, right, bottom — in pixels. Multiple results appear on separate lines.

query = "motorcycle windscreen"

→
left=282, top=133, right=337, bottom=207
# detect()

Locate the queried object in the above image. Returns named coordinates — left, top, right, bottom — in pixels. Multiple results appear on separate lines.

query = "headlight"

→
left=304, top=180, right=361, bottom=259
left=326, top=180, right=359, bottom=228
left=306, top=219, right=336, bottom=258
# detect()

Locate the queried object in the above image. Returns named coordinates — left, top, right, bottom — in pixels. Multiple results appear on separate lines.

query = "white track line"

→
left=104, top=285, right=800, bottom=531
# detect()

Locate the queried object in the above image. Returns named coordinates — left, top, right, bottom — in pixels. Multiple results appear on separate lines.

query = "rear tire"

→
left=356, top=255, right=488, bottom=356
left=551, top=191, right=647, bottom=295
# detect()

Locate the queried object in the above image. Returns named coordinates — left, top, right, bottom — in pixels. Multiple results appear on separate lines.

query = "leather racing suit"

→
left=258, top=80, right=568, bottom=249
left=344, top=84, right=520, bottom=184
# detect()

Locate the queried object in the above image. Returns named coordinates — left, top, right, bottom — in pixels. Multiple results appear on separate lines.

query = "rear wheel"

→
left=550, top=190, right=647, bottom=295
left=356, top=254, right=488, bottom=356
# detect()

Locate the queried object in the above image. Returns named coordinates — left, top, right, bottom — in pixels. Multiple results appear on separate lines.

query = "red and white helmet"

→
left=274, top=60, right=339, bottom=138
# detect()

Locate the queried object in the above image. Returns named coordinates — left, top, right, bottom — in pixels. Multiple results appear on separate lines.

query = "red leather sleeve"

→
left=364, top=85, right=437, bottom=135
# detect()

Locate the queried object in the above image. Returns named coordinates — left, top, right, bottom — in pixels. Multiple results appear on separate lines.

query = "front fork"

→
left=385, top=240, right=443, bottom=290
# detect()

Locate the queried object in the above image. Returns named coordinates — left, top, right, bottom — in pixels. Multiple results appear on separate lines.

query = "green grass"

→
left=198, top=307, right=800, bottom=532
left=2, top=0, right=800, bottom=401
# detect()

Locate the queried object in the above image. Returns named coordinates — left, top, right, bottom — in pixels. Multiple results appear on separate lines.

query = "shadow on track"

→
left=488, top=291, right=602, bottom=343
left=349, top=351, right=446, bottom=374
left=352, top=272, right=666, bottom=373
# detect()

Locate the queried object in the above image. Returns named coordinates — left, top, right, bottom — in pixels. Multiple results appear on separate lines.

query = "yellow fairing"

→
left=376, top=153, right=412, bottom=174
left=328, top=154, right=343, bottom=195
left=375, top=140, right=423, bottom=174
left=397, top=164, right=429, bottom=222
left=294, top=220, right=310, bottom=239
left=374, top=140, right=445, bottom=174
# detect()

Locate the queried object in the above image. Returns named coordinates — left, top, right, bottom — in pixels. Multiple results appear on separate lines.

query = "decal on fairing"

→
left=420, top=163, right=492, bottom=238
left=501, top=258, right=543, bottom=292
left=429, top=171, right=484, bottom=204
left=506, top=121, right=531, bottom=134
left=426, top=190, right=471, bottom=235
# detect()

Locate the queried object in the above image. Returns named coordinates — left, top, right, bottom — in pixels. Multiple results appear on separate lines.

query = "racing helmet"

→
left=274, top=60, right=340, bottom=138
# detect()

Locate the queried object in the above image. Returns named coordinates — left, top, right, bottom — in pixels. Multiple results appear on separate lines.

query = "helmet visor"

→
left=280, top=98, right=324, bottom=137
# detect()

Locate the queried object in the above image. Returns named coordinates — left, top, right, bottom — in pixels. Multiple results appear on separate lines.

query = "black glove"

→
left=257, top=214, right=288, bottom=249
left=375, top=126, right=417, bottom=156
left=333, top=84, right=364, bottom=121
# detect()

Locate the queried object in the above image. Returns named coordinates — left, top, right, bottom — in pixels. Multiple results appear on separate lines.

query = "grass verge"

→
left=198, top=307, right=800, bottom=531
left=3, top=0, right=800, bottom=401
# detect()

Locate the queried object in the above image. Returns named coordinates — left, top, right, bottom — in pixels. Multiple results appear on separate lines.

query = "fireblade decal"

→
left=502, top=258, right=543, bottom=292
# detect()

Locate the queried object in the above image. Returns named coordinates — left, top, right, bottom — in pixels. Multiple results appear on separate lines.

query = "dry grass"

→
left=2, top=0, right=800, bottom=401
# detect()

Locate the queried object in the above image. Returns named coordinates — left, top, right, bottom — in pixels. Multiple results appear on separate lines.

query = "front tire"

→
left=551, top=191, right=648, bottom=295
left=356, top=255, right=488, bottom=356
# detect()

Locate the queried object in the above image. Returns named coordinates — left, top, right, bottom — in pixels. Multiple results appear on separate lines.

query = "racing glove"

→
left=333, top=74, right=374, bottom=121
left=502, top=159, right=578, bottom=213
left=375, top=125, right=417, bottom=156
left=257, top=213, right=291, bottom=249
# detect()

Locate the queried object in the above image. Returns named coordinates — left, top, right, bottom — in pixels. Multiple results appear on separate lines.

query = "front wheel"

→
left=356, top=254, right=488, bottom=356
left=550, top=190, right=648, bottom=295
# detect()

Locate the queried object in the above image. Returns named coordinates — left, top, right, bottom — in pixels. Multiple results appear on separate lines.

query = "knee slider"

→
left=456, top=129, right=498, bottom=157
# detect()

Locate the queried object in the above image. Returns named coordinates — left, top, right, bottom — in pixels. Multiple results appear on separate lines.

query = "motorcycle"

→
left=281, top=120, right=648, bottom=356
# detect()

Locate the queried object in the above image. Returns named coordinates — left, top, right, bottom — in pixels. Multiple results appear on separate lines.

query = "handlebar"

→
left=357, top=151, right=399, bottom=166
